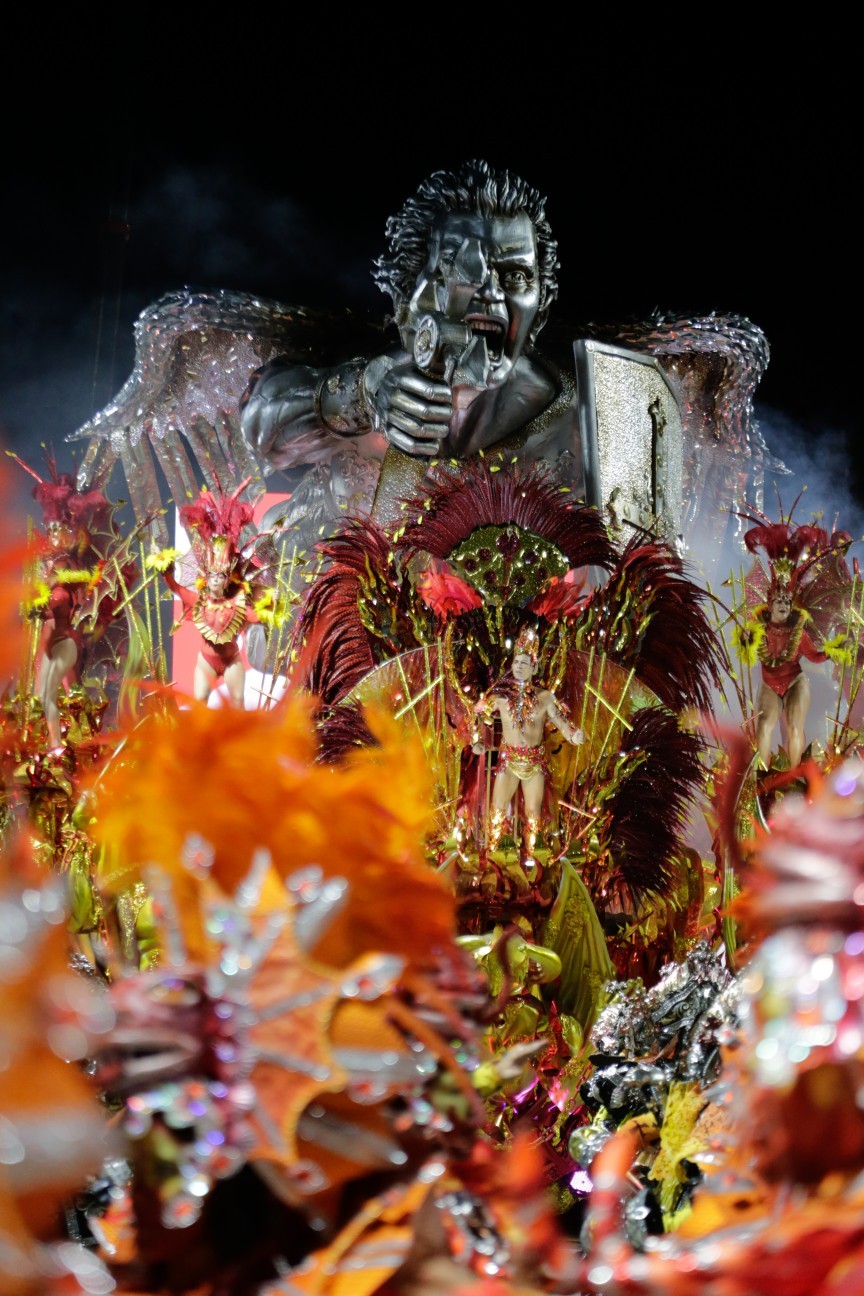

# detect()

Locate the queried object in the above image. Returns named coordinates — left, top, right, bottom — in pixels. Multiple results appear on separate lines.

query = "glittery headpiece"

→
left=742, top=515, right=827, bottom=601
left=513, top=624, right=540, bottom=665
left=180, top=479, right=256, bottom=584
left=7, top=451, right=110, bottom=547
left=207, top=534, right=234, bottom=577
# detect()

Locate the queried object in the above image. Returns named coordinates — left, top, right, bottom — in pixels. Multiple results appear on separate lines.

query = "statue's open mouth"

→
left=464, top=314, right=506, bottom=364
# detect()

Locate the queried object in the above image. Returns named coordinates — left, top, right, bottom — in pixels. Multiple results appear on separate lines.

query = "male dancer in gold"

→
left=476, top=627, right=584, bottom=867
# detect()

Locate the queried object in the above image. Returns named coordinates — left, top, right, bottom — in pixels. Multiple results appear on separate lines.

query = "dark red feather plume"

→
left=398, top=460, right=618, bottom=574
left=581, top=535, right=724, bottom=715
left=604, top=707, right=707, bottom=905
left=315, top=703, right=378, bottom=764
left=290, top=518, right=393, bottom=705
left=179, top=477, right=255, bottom=544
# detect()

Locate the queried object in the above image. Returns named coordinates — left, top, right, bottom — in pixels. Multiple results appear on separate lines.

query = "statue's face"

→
left=404, top=210, right=541, bottom=387
left=770, top=592, right=792, bottom=623
left=511, top=652, right=536, bottom=682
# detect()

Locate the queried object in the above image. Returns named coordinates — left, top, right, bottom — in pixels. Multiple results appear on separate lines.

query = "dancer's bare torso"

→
left=489, top=688, right=573, bottom=749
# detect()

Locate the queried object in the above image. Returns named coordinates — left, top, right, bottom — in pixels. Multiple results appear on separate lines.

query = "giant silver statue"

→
left=71, top=159, right=773, bottom=568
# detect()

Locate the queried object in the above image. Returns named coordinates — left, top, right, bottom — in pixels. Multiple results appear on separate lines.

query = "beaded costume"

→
left=164, top=568, right=257, bottom=677
left=497, top=740, right=550, bottom=781
left=754, top=605, right=827, bottom=697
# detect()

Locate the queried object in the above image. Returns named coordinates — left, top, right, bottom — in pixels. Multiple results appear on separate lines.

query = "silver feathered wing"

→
left=68, top=288, right=388, bottom=546
left=70, top=289, right=776, bottom=565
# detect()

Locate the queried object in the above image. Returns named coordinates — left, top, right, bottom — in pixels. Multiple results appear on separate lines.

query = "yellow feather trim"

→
left=145, top=547, right=183, bottom=573
left=54, top=567, right=94, bottom=585
left=822, top=632, right=855, bottom=667
left=27, top=579, right=50, bottom=611
left=254, top=590, right=293, bottom=629
left=732, top=618, right=764, bottom=666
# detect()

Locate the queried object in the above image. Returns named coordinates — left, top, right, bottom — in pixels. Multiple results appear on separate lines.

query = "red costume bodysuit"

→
left=164, top=570, right=260, bottom=676
left=40, top=583, right=83, bottom=658
left=757, top=607, right=827, bottom=697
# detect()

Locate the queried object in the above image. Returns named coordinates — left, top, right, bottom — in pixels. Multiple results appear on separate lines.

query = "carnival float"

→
left=1, top=159, right=863, bottom=1295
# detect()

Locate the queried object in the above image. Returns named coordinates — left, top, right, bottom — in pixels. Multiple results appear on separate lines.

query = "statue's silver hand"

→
left=369, top=360, right=452, bottom=457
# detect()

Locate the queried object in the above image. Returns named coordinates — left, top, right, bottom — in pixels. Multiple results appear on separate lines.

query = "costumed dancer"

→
left=736, top=513, right=852, bottom=772
left=23, top=463, right=113, bottom=748
left=751, top=583, right=826, bottom=770
left=475, top=625, right=584, bottom=867
left=155, top=481, right=270, bottom=708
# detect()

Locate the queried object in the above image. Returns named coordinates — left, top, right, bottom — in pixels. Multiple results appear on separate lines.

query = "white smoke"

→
left=756, top=404, right=864, bottom=545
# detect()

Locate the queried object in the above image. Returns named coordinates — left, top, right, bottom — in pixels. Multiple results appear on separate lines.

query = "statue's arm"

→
left=240, top=356, right=374, bottom=471
left=241, top=349, right=456, bottom=469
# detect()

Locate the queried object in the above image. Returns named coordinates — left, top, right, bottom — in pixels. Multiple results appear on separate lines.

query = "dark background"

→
left=2, top=27, right=859, bottom=538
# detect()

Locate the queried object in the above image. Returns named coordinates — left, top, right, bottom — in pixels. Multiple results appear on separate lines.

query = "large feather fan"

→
left=604, top=707, right=707, bottom=906
left=290, top=518, right=396, bottom=705
left=399, top=460, right=618, bottom=575
left=578, top=535, right=725, bottom=715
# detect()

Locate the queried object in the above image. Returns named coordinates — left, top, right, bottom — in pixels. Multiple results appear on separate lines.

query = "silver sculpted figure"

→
left=372, top=174, right=559, bottom=458
left=241, top=161, right=576, bottom=510
left=71, top=159, right=772, bottom=568
left=240, top=159, right=768, bottom=545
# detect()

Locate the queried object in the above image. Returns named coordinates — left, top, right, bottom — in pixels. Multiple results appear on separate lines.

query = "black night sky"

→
left=2, top=27, right=860, bottom=536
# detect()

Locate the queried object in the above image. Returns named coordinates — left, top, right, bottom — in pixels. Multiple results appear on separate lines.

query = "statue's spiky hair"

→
left=373, top=159, right=559, bottom=344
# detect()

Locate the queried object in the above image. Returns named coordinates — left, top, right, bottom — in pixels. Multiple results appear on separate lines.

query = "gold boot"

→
left=487, top=806, right=507, bottom=855
left=522, top=815, right=542, bottom=870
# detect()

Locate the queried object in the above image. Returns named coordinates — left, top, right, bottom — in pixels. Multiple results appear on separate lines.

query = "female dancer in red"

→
left=161, top=482, right=269, bottom=708
left=25, top=466, right=113, bottom=747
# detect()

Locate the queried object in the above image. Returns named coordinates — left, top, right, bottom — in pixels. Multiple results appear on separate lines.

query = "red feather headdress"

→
left=739, top=495, right=840, bottom=599
left=9, top=451, right=111, bottom=554
left=179, top=478, right=258, bottom=579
